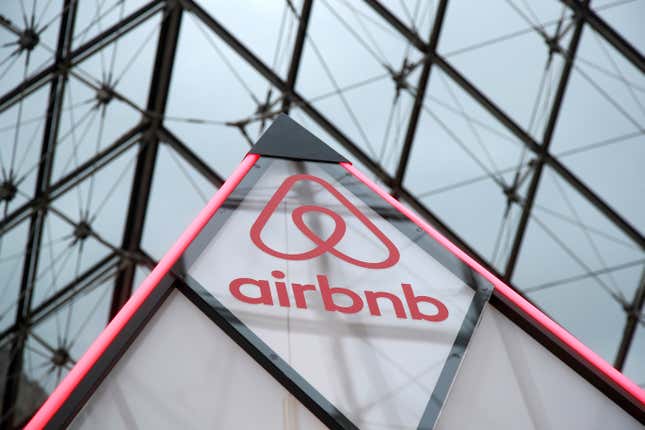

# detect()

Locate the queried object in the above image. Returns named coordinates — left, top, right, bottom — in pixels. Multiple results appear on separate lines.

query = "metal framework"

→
left=0, top=0, right=643, bottom=427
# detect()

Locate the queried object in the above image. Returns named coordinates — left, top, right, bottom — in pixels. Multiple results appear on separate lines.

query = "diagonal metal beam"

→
left=614, top=268, right=645, bottom=370
left=29, top=255, right=120, bottom=329
left=157, top=126, right=224, bottom=187
left=363, top=0, right=426, bottom=50
left=0, top=0, right=164, bottom=114
left=560, top=0, right=644, bottom=74
left=110, top=2, right=183, bottom=318
left=282, top=0, right=314, bottom=113
left=504, top=4, right=588, bottom=280
left=0, top=15, right=23, bottom=37
left=363, top=0, right=645, bottom=251
left=0, top=123, right=145, bottom=238
left=181, top=0, right=529, bottom=299
left=0, top=253, right=119, bottom=345
left=1, top=1, right=78, bottom=426
left=546, top=156, right=644, bottom=249
left=0, top=1, right=640, bottom=421
left=394, top=0, right=449, bottom=189
left=181, top=0, right=391, bottom=186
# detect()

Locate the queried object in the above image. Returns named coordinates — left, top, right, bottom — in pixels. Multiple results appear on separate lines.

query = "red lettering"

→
left=271, top=270, right=290, bottom=307
left=402, top=283, right=448, bottom=322
left=365, top=291, right=407, bottom=319
left=228, top=274, right=449, bottom=323
left=229, top=277, right=273, bottom=305
left=318, top=274, right=363, bottom=314
left=292, top=283, right=316, bottom=309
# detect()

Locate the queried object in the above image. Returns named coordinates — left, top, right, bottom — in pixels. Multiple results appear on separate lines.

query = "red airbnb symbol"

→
left=250, top=174, right=399, bottom=269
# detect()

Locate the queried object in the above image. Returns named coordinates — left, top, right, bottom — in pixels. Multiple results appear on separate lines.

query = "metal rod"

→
left=282, top=0, right=314, bottom=113
left=0, top=124, right=145, bottom=238
left=184, top=0, right=525, bottom=302
left=394, top=0, right=449, bottom=189
left=614, top=268, right=645, bottom=370
left=363, top=0, right=645, bottom=251
left=0, top=253, right=119, bottom=344
left=1, top=1, right=78, bottom=425
left=505, top=4, right=588, bottom=280
left=0, top=0, right=164, bottom=114
left=110, top=2, right=183, bottom=318
left=158, top=126, right=224, bottom=187
left=560, top=0, right=644, bottom=74
left=0, top=15, right=23, bottom=37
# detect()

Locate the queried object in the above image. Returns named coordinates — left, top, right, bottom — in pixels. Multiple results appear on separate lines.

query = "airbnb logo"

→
left=250, top=174, right=399, bottom=269
left=234, top=174, right=449, bottom=323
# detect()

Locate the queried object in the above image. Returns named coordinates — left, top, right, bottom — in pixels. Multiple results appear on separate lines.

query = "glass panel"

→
left=30, top=144, right=138, bottom=308
left=383, top=1, right=437, bottom=38
left=165, top=11, right=272, bottom=178
left=512, top=166, right=644, bottom=363
left=197, top=1, right=297, bottom=80
left=0, top=83, right=51, bottom=211
left=141, top=144, right=217, bottom=260
left=0, top=1, right=62, bottom=91
left=623, top=322, right=645, bottom=391
left=16, top=273, right=115, bottom=424
left=438, top=1, right=570, bottom=135
left=549, top=25, right=645, bottom=232
left=0, top=219, right=30, bottom=333
left=72, top=0, right=151, bottom=50
left=296, top=0, right=426, bottom=174
left=592, top=1, right=645, bottom=54
left=404, top=67, right=531, bottom=267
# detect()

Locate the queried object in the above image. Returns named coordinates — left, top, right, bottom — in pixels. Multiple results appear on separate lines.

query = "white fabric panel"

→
left=435, top=304, right=641, bottom=429
left=188, top=159, right=476, bottom=429
left=71, top=291, right=325, bottom=429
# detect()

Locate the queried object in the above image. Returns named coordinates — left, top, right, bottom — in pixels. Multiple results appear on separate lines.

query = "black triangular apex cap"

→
left=249, top=113, right=349, bottom=163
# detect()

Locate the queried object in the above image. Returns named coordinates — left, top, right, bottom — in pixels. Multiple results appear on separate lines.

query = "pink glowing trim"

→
left=341, top=162, right=645, bottom=407
left=26, top=154, right=260, bottom=430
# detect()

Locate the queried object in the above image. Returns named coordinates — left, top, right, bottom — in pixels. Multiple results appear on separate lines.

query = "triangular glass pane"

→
left=142, top=144, right=217, bottom=261
left=165, top=12, right=275, bottom=178
left=438, top=0, right=572, bottom=133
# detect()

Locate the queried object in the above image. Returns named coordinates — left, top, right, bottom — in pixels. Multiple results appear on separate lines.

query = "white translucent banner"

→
left=187, top=158, right=483, bottom=429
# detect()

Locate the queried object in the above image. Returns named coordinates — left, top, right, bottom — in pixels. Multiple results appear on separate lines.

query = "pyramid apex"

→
left=249, top=114, right=349, bottom=163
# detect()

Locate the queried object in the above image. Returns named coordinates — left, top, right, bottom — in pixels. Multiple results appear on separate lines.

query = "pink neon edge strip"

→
left=341, top=162, right=645, bottom=407
left=25, top=154, right=260, bottom=430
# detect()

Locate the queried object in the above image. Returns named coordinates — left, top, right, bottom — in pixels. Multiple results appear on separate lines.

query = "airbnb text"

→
left=229, top=270, right=449, bottom=322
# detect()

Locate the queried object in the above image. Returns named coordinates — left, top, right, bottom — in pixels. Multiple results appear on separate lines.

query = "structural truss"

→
left=0, top=0, right=643, bottom=427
